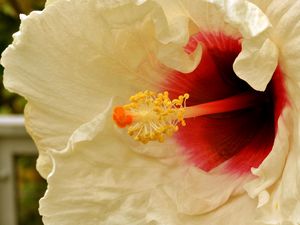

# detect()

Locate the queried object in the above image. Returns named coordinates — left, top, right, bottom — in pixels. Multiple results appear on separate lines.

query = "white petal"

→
left=233, top=34, right=279, bottom=91
left=180, top=0, right=278, bottom=91
left=265, top=0, right=300, bottom=84
left=243, top=107, right=291, bottom=200
left=180, top=0, right=271, bottom=38
left=241, top=0, right=300, bottom=223
left=1, top=0, right=197, bottom=177
left=244, top=93, right=300, bottom=224
left=219, top=0, right=270, bottom=38
left=180, top=0, right=239, bottom=36
left=250, top=0, right=300, bottom=89
left=164, top=166, right=252, bottom=215
left=148, top=192, right=259, bottom=225
left=40, top=102, right=256, bottom=224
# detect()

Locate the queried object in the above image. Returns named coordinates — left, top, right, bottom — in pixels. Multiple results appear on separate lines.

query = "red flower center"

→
left=163, top=32, right=287, bottom=174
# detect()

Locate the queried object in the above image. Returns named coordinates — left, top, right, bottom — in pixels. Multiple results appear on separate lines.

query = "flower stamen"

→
left=113, top=90, right=266, bottom=144
left=113, top=91, right=188, bottom=144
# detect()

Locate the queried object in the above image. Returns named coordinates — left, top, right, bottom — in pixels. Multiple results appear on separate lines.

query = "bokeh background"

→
left=1, top=1, right=47, bottom=225
left=0, top=0, right=47, bottom=114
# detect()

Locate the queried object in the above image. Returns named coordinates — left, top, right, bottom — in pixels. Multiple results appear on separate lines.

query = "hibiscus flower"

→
left=2, top=0, right=300, bottom=224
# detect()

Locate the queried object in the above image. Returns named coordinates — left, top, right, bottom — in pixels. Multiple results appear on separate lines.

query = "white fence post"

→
left=0, top=115, right=37, bottom=225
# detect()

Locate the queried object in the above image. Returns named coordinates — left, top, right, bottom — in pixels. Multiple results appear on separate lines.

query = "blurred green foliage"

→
left=0, top=0, right=45, bottom=114
left=15, top=155, right=47, bottom=225
left=0, top=3, right=47, bottom=225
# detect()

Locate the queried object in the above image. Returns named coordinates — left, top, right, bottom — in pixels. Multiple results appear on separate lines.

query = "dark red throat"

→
left=163, top=32, right=287, bottom=174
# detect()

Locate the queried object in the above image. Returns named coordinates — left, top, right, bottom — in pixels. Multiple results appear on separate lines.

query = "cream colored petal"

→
left=152, top=0, right=202, bottom=71
left=45, top=0, right=57, bottom=6
left=180, top=0, right=239, bottom=36
left=180, top=0, right=271, bottom=36
left=164, top=166, right=252, bottom=216
left=233, top=34, right=279, bottom=91
left=244, top=88, right=300, bottom=224
left=227, top=0, right=278, bottom=91
left=146, top=190, right=260, bottom=225
left=252, top=110, right=300, bottom=225
left=243, top=107, right=292, bottom=200
left=218, top=0, right=270, bottom=38
left=158, top=43, right=202, bottom=73
left=1, top=0, right=197, bottom=177
left=209, top=0, right=278, bottom=91
left=39, top=101, right=256, bottom=224
left=263, top=0, right=300, bottom=84
left=241, top=0, right=300, bottom=223
left=180, top=0, right=278, bottom=91
left=256, top=145, right=300, bottom=224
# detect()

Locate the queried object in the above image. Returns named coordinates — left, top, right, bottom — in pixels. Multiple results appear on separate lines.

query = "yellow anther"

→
left=115, top=90, right=189, bottom=144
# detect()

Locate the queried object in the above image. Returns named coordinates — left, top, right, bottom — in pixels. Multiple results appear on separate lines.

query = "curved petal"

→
left=40, top=105, right=255, bottom=224
left=164, top=166, right=252, bottom=215
left=243, top=87, right=300, bottom=225
left=1, top=0, right=197, bottom=177
left=179, top=0, right=236, bottom=35
left=245, top=106, right=300, bottom=224
left=233, top=34, right=279, bottom=91
left=180, top=0, right=278, bottom=91
left=4, top=0, right=300, bottom=224
left=242, top=0, right=300, bottom=223
left=264, top=0, right=300, bottom=84
left=243, top=107, right=291, bottom=197
left=147, top=191, right=259, bottom=225
left=219, top=0, right=270, bottom=38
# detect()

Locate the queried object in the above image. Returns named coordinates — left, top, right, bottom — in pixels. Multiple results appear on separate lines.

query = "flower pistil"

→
left=113, top=90, right=266, bottom=144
